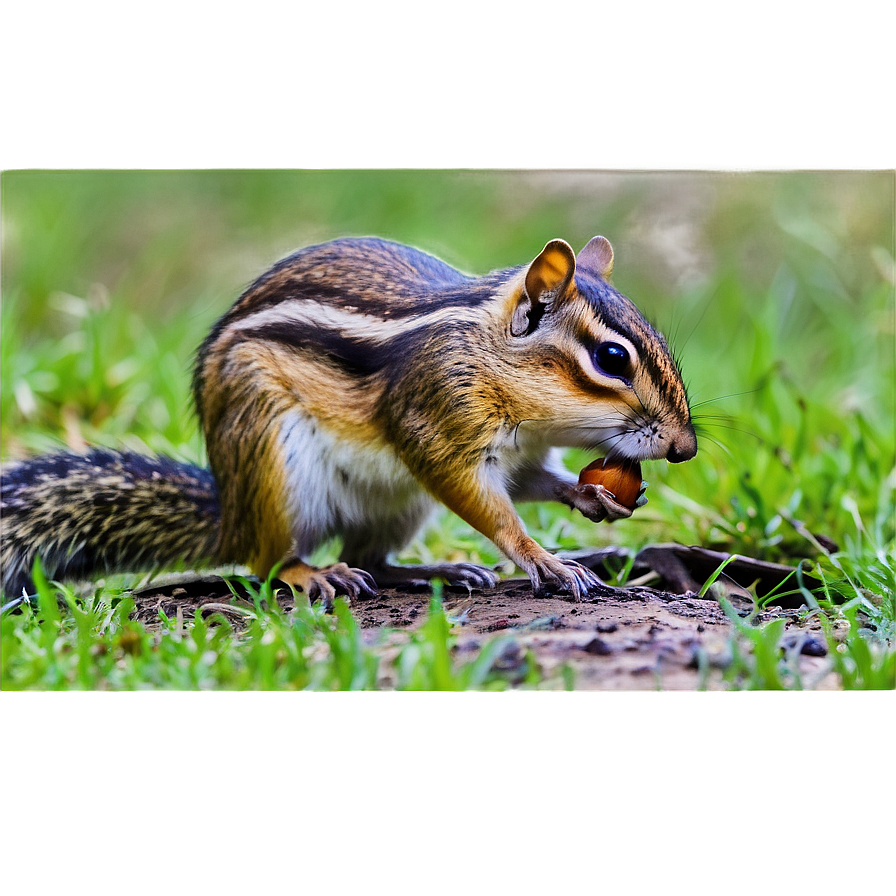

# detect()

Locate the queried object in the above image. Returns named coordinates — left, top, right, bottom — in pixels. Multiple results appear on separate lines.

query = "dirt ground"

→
left=131, top=544, right=838, bottom=690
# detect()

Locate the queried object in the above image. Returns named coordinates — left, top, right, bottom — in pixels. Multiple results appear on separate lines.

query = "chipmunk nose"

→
left=666, top=428, right=698, bottom=463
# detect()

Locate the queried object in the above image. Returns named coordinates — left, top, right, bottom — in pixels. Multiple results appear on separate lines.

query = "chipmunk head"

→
left=505, top=236, right=697, bottom=464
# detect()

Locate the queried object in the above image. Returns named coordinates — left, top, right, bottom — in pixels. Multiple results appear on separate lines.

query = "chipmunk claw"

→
left=440, top=562, right=499, bottom=591
left=363, top=561, right=498, bottom=592
left=529, top=555, right=611, bottom=602
left=277, top=561, right=378, bottom=608
left=558, top=481, right=645, bottom=523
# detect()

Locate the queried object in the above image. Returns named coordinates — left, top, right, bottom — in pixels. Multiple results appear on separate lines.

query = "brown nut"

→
left=578, top=457, right=643, bottom=510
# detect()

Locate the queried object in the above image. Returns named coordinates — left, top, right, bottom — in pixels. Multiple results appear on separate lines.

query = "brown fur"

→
left=195, top=237, right=695, bottom=583
left=3, top=235, right=695, bottom=600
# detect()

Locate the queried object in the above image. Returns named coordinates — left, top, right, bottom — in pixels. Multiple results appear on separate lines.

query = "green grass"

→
left=1, top=170, right=893, bottom=689
left=1, top=568, right=528, bottom=690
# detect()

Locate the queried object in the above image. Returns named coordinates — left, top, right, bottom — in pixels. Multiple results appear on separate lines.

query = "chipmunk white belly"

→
left=277, top=410, right=433, bottom=554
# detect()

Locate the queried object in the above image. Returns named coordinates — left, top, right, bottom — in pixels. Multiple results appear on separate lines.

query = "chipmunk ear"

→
left=577, top=235, right=615, bottom=279
left=511, top=239, right=576, bottom=336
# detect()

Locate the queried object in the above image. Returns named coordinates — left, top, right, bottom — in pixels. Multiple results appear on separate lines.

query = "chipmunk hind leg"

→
left=339, top=497, right=498, bottom=592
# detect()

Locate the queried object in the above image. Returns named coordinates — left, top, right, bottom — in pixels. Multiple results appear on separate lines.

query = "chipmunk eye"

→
left=593, top=342, right=631, bottom=379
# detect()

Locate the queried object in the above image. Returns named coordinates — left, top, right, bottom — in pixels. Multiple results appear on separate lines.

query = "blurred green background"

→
left=1, top=170, right=894, bottom=572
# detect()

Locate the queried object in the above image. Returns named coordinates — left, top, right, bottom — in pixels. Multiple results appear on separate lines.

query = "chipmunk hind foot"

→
left=275, top=558, right=377, bottom=607
left=344, top=558, right=498, bottom=592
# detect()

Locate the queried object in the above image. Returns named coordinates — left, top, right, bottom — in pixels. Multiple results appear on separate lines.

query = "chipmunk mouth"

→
left=595, top=415, right=697, bottom=464
left=585, top=429, right=668, bottom=463
left=518, top=414, right=693, bottom=463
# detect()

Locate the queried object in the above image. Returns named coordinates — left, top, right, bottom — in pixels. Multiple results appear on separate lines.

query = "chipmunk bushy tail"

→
left=0, top=449, right=222, bottom=597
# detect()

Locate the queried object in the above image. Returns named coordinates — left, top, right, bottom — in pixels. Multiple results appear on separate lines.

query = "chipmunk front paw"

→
left=526, top=554, right=614, bottom=602
left=557, top=481, right=647, bottom=523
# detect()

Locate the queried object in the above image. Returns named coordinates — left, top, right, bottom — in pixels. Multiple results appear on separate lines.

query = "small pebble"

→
left=781, top=634, right=828, bottom=657
left=799, top=636, right=827, bottom=657
left=582, top=637, right=613, bottom=656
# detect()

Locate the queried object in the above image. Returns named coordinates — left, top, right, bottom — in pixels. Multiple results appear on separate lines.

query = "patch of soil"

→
left=130, top=544, right=837, bottom=689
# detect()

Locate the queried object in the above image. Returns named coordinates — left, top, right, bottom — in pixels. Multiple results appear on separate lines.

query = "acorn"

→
left=578, top=457, right=643, bottom=510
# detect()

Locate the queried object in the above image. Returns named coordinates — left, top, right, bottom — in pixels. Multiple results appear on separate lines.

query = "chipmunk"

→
left=1, top=236, right=697, bottom=602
